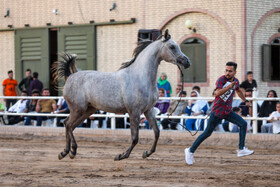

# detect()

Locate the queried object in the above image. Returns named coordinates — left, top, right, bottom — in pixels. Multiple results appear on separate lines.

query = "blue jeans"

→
left=24, top=115, right=48, bottom=126
left=190, top=111, right=247, bottom=153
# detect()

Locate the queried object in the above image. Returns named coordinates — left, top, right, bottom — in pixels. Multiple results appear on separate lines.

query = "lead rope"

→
left=166, top=65, right=211, bottom=136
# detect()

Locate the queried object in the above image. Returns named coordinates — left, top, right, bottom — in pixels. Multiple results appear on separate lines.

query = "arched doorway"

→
left=180, top=38, right=207, bottom=83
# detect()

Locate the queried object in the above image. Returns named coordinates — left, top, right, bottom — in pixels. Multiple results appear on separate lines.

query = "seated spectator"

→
left=157, top=73, right=172, bottom=97
left=192, top=85, right=200, bottom=94
left=175, top=83, right=183, bottom=96
left=24, top=89, right=40, bottom=114
left=107, top=113, right=126, bottom=129
left=208, top=89, right=217, bottom=112
left=185, top=90, right=209, bottom=131
left=239, top=88, right=259, bottom=118
left=85, top=110, right=106, bottom=128
left=258, top=90, right=278, bottom=132
left=55, top=99, right=69, bottom=127
left=0, top=102, right=6, bottom=124
left=161, top=91, right=187, bottom=130
left=30, top=72, right=43, bottom=94
left=145, top=89, right=170, bottom=129
left=7, top=90, right=28, bottom=125
left=155, top=88, right=170, bottom=114
left=0, top=103, right=5, bottom=112
left=240, top=71, right=257, bottom=90
left=266, top=102, right=280, bottom=134
left=25, top=88, right=57, bottom=126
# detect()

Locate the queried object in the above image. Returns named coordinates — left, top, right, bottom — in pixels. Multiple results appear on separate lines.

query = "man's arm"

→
left=236, top=89, right=246, bottom=102
left=215, top=81, right=235, bottom=97
left=52, top=103, right=57, bottom=112
left=36, top=100, right=41, bottom=112
left=3, top=86, right=5, bottom=96
left=15, top=86, right=19, bottom=96
left=18, top=79, right=24, bottom=91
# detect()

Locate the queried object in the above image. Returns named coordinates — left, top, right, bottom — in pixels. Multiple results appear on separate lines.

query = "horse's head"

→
left=159, top=30, right=191, bottom=69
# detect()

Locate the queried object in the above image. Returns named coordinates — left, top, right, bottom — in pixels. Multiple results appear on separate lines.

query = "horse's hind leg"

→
left=114, top=113, right=140, bottom=161
left=142, top=109, right=160, bottom=159
left=68, top=107, right=97, bottom=159
left=58, top=107, right=96, bottom=160
left=58, top=117, right=71, bottom=160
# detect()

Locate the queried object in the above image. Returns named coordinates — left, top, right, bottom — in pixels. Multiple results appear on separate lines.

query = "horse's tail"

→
left=52, top=52, right=78, bottom=82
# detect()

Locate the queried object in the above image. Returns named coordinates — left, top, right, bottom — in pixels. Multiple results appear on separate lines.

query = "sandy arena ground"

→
left=0, top=126, right=279, bottom=187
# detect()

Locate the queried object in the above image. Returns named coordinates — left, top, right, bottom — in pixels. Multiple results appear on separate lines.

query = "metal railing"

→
left=0, top=88, right=278, bottom=134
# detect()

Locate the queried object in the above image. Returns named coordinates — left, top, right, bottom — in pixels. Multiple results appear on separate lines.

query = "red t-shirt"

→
left=2, top=78, right=18, bottom=96
left=212, top=75, right=240, bottom=118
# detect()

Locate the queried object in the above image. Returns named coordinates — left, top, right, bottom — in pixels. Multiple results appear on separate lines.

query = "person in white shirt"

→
left=268, top=102, right=280, bottom=134
left=7, top=91, right=28, bottom=125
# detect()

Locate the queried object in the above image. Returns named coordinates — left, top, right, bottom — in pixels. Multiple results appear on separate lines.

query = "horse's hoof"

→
left=142, top=150, right=149, bottom=159
left=58, top=152, right=65, bottom=160
left=69, top=151, right=76, bottom=159
left=114, top=154, right=122, bottom=161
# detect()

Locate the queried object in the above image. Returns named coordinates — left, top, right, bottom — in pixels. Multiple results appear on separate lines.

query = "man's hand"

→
left=227, top=81, right=235, bottom=89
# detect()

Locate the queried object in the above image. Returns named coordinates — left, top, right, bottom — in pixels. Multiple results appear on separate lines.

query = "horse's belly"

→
left=89, top=98, right=127, bottom=113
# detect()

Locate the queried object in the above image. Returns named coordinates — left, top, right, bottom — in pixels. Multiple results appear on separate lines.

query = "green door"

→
left=57, top=26, right=96, bottom=95
left=180, top=43, right=206, bottom=83
left=15, top=29, right=49, bottom=90
left=57, top=26, right=96, bottom=71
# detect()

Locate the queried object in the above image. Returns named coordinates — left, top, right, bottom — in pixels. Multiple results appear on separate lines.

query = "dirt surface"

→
left=0, top=134, right=279, bottom=187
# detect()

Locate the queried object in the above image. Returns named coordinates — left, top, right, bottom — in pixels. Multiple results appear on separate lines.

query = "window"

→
left=263, top=37, right=280, bottom=81
left=180, top=38, right=207, bottom=82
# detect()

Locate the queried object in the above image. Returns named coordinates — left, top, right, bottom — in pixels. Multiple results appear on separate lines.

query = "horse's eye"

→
left=170, top=45, right=176, bottom=50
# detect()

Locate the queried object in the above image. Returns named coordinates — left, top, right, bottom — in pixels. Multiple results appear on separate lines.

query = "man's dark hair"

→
left=180, top=91, right=187, bottom=96
left=32, top=89, right=40, bottom=94
left=42, top=88, right=49, bottom=92
left=232, top=107, right=241, bottom=113
left=226, top=61, right=237, bottom=70
left=192, top=86, right=200, bottom=92
left=8, top=70, right=13, bottom=74
left=26, top=69, right=31, bottom=72
left=247, top=71, right=253, bottom=75
left=33, top=72, right=39, bottom=78
left=21, top=90, right=28, bottom=94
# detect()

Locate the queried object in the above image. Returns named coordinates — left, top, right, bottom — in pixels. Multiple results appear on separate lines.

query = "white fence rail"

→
left=0, top=89, right=278, bottom=134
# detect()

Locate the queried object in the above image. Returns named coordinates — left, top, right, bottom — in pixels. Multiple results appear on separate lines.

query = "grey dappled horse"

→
left=54, top=30, right=191, bottom=161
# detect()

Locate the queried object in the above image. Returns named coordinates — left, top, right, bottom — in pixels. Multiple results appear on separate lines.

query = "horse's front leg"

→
left=142, top=109, right=160, bottom=159
left=114, top=114, right=140, bottom=161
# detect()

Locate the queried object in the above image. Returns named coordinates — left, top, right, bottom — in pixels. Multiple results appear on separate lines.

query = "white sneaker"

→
left=237, top=147, right=254, bottom=157
left=185, top=148, right=194, bottom=165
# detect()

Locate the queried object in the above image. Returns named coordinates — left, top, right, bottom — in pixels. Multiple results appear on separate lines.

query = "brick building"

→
left=0, top=0, right=279, bottom=97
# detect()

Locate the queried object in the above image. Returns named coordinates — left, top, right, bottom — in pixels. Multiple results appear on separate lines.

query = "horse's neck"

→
left=131, top=43, right=161, bottom=86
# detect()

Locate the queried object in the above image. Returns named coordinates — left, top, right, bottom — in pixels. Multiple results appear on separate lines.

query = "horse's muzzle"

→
left=177, top=56, right=191, bottom=69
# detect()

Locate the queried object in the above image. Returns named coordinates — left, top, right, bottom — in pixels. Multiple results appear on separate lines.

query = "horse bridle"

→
left=167, top=60, right=210, bottom=136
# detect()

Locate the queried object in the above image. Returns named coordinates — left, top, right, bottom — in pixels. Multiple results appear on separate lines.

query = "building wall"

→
left=246, top=0, right=280, bottom=96
left=1, top=0, right=280, bottom=98
left=0, top=32, right=14, bottom=85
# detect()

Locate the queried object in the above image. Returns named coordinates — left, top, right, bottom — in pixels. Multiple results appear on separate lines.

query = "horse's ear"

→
left=163, top=29, right=171, bottom=42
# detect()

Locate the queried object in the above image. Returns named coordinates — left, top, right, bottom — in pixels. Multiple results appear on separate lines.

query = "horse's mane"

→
left=119, top=35, right=163, bottom=70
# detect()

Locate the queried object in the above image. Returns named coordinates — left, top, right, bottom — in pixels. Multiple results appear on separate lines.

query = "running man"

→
left=185, top=61, right=254, bottom=165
